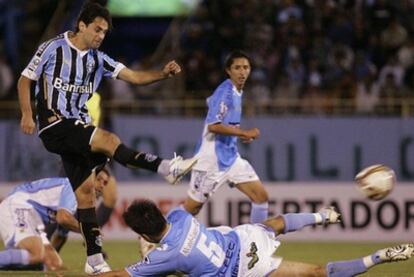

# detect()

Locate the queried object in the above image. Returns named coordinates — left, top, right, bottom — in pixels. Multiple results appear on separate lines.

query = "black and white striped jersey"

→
left=22, top=31, right=125, bottom=132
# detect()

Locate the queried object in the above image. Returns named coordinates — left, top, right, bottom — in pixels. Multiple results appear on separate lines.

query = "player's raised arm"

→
left=17, top=75, right=36, bottom=135
left=117, top=60, right=181, bottom=85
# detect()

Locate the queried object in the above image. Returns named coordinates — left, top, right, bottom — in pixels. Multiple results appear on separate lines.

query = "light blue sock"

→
left=281, top=213, right=317, bottom=233
left=326, top=259, right=367, bottom=277
left=0, top=249, right=30, bottom=266
left=250, top=202, right=268, bottom=223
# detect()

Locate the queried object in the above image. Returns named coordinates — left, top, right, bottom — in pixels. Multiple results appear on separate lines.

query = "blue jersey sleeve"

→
left=166, top=207, right=192, bottom=222
left=125, top=249, right=176, bottom=277
left=205, top=86, right=232, bottom=125
left=58, top=181, right=77, bottom=214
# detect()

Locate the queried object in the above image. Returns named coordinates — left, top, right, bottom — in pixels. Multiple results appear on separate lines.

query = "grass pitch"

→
left=0, top=241, right=413, bottom=276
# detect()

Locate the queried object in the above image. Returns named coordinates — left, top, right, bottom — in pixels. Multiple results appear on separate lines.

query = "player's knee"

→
left=191, top=205, right=203, bottom=215
left=251, top=188, right=269, bottom=203
left=93, top=129, right=121, bottom=155
left=313, top=265, right=326, bottom=276
left=97, top=130, right=121, bottom=150
left=44, top=254, right=63, bottom=271
left=105, top=132, right=121, bottom=146
left=183, top=202, right=203, bottom=216
left=29, top=250, right=45, bottom=265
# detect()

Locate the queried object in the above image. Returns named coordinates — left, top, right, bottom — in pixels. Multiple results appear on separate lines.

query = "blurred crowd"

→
left=178, top=0, right=414, bottom=115
left=2, top=0, right=414, bottom=116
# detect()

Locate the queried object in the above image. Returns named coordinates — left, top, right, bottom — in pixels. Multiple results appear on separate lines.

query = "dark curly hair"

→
left=224, top=50, right=251, bottom=70
left=123, top=199, right=167, bottom=239
left=75, top=2, right=113, bottom=33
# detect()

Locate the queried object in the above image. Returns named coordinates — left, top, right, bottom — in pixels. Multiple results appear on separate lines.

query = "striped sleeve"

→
left=100, top=52, right=125, bottom=79
left=22, top=40, right=56, bottom=81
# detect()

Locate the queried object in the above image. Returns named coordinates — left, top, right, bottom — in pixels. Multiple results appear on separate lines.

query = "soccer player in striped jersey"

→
left=183, top=50, right=269, bottom=224
left=17, top=2, right=197, bottom=274
left=0, top=171, right=107, bottom=271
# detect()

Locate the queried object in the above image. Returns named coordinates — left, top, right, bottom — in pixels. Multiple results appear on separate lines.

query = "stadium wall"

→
left=1, top=117, right=414, bottom=181
left=0, top=182, right=412, bottom=241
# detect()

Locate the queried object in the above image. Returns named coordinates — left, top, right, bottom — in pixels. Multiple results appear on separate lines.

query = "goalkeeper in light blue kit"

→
left=98, top=199, right=413, bottom=277
left=0, top=172, right=107, bottom=271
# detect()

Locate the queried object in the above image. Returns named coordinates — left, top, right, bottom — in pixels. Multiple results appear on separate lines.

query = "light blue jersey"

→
left=8, top=177, right=77, bottom=225
left=195, top=79, right=242, bottom=171
left=126, top=209, right=240, bottom=277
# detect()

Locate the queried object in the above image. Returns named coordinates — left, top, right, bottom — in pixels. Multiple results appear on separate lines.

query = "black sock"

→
left=97, top=203, right=114, bottom=227
left=77, top=208, right=102, bottom=256
left=113, top=144, right=162, bottom=172
left=45, top=222, right=57, bottom=239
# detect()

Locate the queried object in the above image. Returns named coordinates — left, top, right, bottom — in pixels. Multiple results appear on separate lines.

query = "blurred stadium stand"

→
left=0, top=0, right=414, bottom=117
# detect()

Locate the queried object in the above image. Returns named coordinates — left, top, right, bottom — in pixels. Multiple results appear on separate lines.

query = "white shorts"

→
left=0, top=196, right=49, bottom=248
left=234, top=224, right=282, bottom=277
left=188, top=156, right=259, bottom=203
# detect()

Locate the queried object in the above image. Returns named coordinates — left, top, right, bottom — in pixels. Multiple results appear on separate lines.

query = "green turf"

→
left=0, top=241, right=413, bottom=276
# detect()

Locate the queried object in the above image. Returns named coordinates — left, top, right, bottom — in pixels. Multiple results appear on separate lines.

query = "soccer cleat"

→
left=165, top=154, right=198, bottom=185
left=375, top=244, right=414, bottom=263
left=318, top=206, right=341, bottom=224
left=84, top=260, right=111, bottom=275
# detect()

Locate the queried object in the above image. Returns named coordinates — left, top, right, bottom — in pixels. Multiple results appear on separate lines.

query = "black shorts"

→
left=39, top=119, right=108, bottom=191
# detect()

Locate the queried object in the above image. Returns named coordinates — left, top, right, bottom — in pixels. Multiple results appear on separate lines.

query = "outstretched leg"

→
left=263, top=207, right=341, bottom=235
left=269, top=244, right=414, bottom=277
left=326, top=243, right=414, bottom=277
left=269, top=261, right=325, bottom=277
left=236, top=180, right=269, bottom=224
left=91, top=128, right=197, bottom=184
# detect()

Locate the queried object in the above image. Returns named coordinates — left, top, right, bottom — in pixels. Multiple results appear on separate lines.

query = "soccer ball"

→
left=355, top=164, right=396, bottom=201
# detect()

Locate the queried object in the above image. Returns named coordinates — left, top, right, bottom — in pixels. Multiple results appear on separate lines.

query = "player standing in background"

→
left=0, top=172, right=107, bottom=271
left=17, top=2, right=197, bottom=274
left=183, top=50, right=269, bottom=224
left=97, top=199, right=414, bottom=277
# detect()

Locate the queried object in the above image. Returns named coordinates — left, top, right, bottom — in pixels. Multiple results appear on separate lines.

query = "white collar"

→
left=231, top=81, right=243, bottom=96
left=64, top=31, right=89, bottom=57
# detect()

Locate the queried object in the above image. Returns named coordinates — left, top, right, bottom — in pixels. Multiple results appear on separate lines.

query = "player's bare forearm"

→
left=208, top=123, right=259, bottom=141
left=97, top=269, right=130, bottom=277
left=118, top=60, right=181, bottom=85
left=17, top=76, right=33, bottom=115
left=17, top=76, right=36, bottom=134
left=121, top=69, right=167, bottom=85
left=208, top=123, right=244, bottom=136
